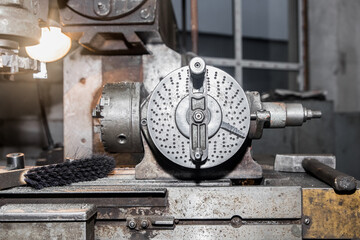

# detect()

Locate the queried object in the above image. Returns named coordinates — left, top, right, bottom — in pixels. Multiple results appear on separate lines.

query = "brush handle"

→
left=0, top=168, right=28, bottom=190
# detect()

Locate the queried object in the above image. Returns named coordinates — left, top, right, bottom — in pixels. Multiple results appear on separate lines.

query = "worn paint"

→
left=303, top=188, right=360, bottom=239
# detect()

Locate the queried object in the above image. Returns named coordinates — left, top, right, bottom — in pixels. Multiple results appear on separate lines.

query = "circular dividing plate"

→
left=147, top=66, right=251, bottom=169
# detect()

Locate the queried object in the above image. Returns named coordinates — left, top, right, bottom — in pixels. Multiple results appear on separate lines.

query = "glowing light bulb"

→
left=26, top=26, right=71, bottom=62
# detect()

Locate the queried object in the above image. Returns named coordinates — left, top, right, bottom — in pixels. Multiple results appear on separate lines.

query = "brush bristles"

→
left=24, top=154, right=115, bottom=189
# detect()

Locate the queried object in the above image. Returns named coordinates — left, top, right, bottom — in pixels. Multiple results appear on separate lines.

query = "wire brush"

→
left=0, top=154, right=115, bottom=190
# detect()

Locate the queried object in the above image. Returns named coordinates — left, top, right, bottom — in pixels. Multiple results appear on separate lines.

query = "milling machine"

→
left=0, top=1, right=358, bottom=239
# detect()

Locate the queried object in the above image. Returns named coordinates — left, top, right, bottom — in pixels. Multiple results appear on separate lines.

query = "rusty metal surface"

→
left=63, top=47, right=102, bottom=158
left=167, top=186, right=301, bottom=219
left=302, top=188, right=360, bottom=239
left=0, top=203, right=95, bottom=240
left=0, top=222, right=93, bottom=240
left=0, top=203, right=96, bottom=221
left=142, top=44, right=181, bottom=94
left=95, top=222, right=302, bottom=240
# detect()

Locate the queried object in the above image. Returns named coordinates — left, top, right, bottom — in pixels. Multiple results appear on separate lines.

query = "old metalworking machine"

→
left=0, top=0, right=359, bottom=239
left=93, top=56, right=321, bottom=181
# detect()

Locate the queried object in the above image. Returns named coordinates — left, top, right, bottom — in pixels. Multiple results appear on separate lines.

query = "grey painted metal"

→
left=274, top=154, right=336, bottom=173
left=167, top=186, right=302, bottom=219
left=0, top=222, right=94, bottom=240
left=146, top=64, right=250, bottom=169
left=0, top=204, right=96, bottom=222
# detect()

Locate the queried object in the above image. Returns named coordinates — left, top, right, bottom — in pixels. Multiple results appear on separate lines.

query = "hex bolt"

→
left=193, top=110, right=205, bottom=123
left=141, top=220, right=149, bottom=229
left=141, top=118, right=147, bottom=126
left=140, top=8, right=150, bottom=19
left=128, top=220, right=137, bottom=229
left=97, top=2, right=104, bottom=10
left=304, top=217, right=311, bottom=225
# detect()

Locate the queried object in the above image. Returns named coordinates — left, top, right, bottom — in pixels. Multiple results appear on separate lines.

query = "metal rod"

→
left=297, top=0, right=305, bottom=91
left=234, top=0, right=243, bottom=85
left=37, top=79, right=54, bottom=149
left=302, top=158, right=357, bottom=192
left=302, top=0, right=309, bottom=90
left=190, top=0, right=199, bottom=54
left=203, top=57, right=300, bottom=71
left=182, top=0, right=187, bottom=52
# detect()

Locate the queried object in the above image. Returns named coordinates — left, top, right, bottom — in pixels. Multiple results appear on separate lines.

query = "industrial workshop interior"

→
left=0, top=0, right=359, bottom=239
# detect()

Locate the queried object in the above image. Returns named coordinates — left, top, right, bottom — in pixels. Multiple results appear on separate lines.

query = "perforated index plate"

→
left=147, top=66, right=250, bottom=169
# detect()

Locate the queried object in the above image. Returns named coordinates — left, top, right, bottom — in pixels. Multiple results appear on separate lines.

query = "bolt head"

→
left=193, top=110, right=205, bottom=123
left=128, top=220, right=137, bottom=229
left=141, top=118, right=147, bottom=126
left=194, top=149, right=203, bottom=160
left=140, top=8, right=150, bottom=19
left=141, top=220, right=149, bottom=228
left=304, top=217, right=311, bottom=225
